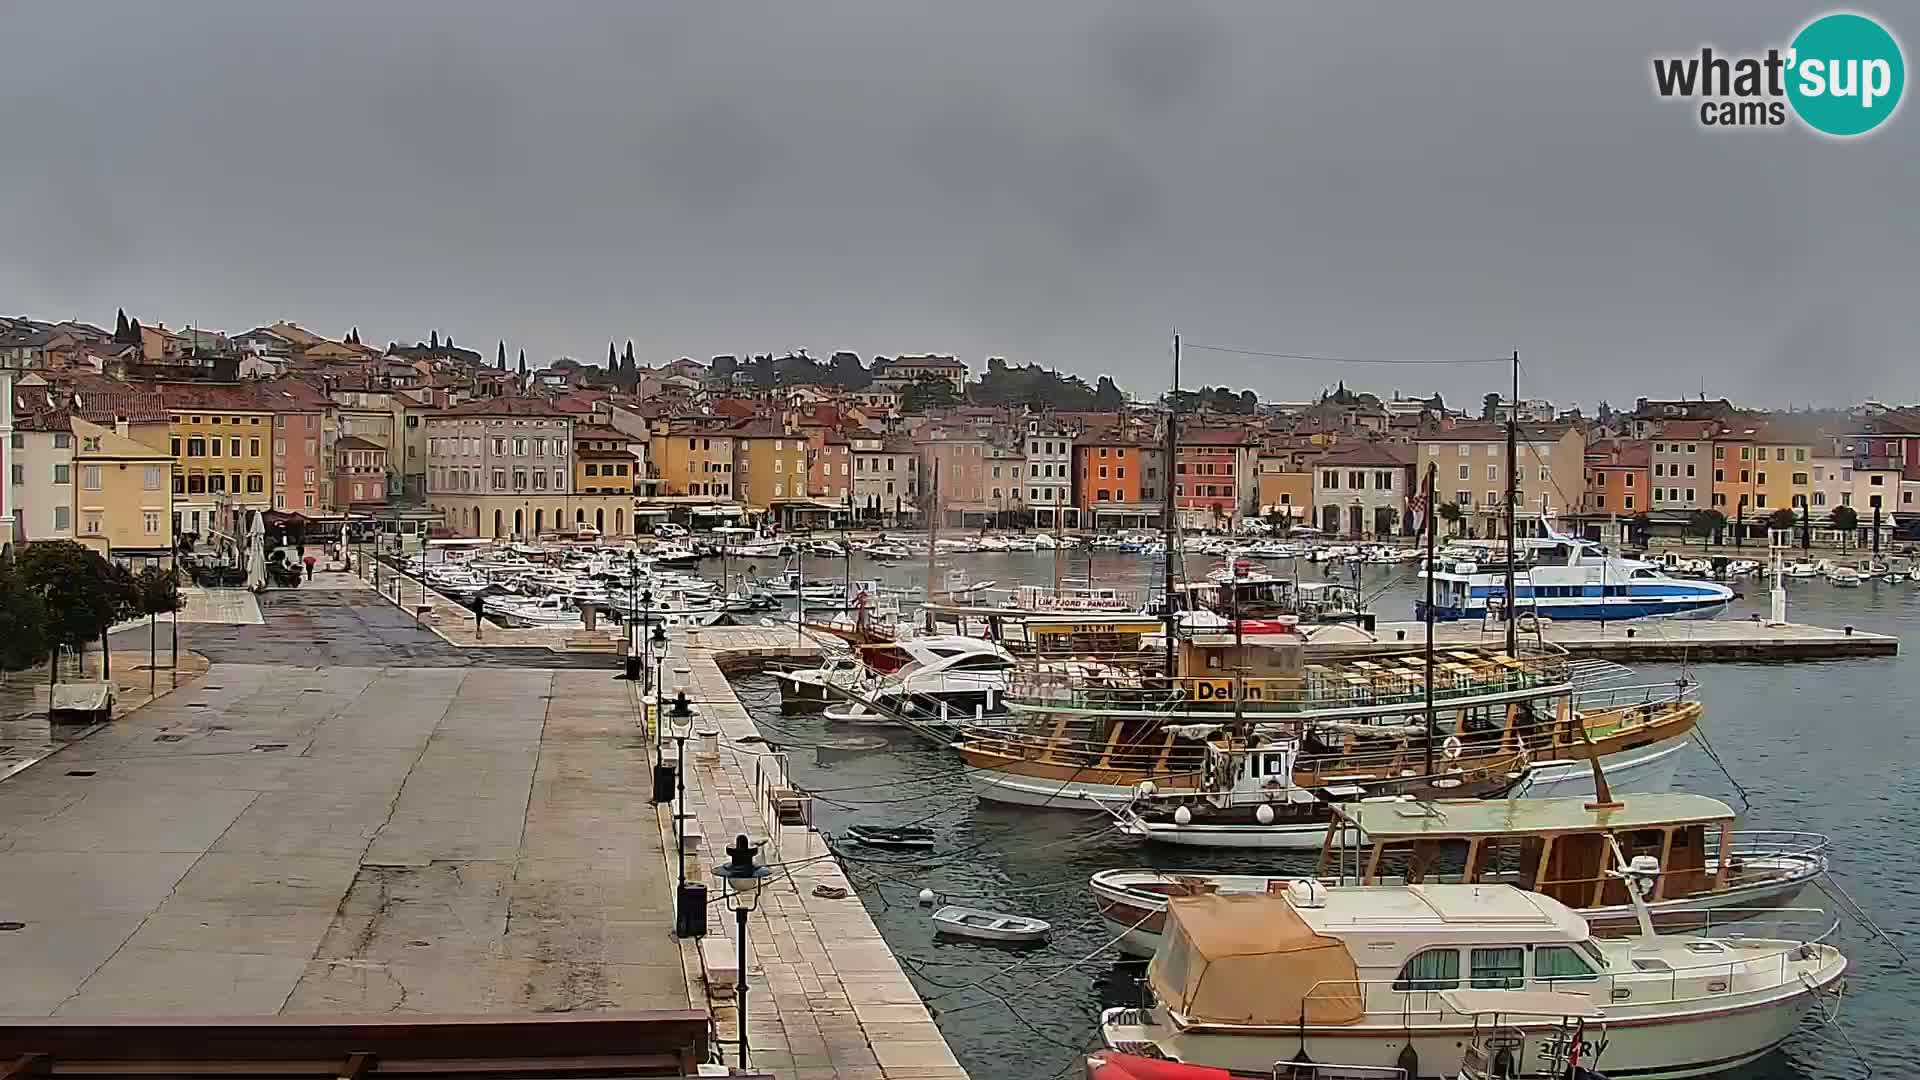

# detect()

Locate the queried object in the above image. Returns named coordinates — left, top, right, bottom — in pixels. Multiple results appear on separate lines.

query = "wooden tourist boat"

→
left=1092, top=792, right=1829, bottom=956
left=955, top=631, right=1698, bottom=810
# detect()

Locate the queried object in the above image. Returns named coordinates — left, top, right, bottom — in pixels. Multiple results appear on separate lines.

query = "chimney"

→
left=115, top=417, right=130, bottom=438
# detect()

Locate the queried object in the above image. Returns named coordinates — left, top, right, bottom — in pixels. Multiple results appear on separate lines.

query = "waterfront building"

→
left=1650, top=421, right=1713, bottom=512
left=70, top=417, right=174, bottom=566
left=155, top=384, right=274, bottom=544
left=9, top=407, right=74, bottom=541
left=1311, top=441, right=1413, bottom=537
left=1416, top=423, right=1586, bottom=539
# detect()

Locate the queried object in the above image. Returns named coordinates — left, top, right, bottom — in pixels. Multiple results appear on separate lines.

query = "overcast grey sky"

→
left=1, top=2, right=1913, bottom=409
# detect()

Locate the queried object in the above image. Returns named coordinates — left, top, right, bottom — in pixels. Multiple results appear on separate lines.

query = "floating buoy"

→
left=1136, top=780, right=1156, bottom=797
left=1255, top=804, right=1276, bottom=825
left=1173, top=805, right=1193, bottom=826
left=917, top=887, right=936, bottom=905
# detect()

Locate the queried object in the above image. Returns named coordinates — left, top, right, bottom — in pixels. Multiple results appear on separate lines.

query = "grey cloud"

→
left=0, top=0, right=1913, bottom=407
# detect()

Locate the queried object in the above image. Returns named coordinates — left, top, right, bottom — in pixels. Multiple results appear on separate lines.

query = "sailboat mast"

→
left=1423, top=461, right=1438, bottom=777
left=925, top=457, right=940, bottom=632
left=1505, top=350, right=1519, bottom=656
left=1162, top=332, right=1180, bottom=678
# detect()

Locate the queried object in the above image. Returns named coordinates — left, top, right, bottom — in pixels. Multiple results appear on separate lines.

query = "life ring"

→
left=1442, top=735, right=1463, bottom=761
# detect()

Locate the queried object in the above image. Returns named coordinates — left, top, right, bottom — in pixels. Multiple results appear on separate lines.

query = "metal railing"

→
left=1004, top=658, right=1574, bottom=719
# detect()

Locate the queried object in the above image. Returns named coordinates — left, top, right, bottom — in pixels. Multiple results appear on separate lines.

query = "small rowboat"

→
left=847, top=824, right=936, bottom=850
left=930, top=904, right=1051, bottom=943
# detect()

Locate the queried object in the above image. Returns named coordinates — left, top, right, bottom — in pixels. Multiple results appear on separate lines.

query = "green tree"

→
left=430, top=330, right=439, bottom=350
left=0, top=555, right=48, bottom=674
left=1831, top=504, right=1859, bottom=550
left=114, top=308, right=131, bottom=341
left=902, top=374, right=961, bottom=412
left=1437, top=501, right=1465, bottom=537
left=1094, top=375, right=1125, bottom=410
left=17, top=541, right=132, bottom=687
left=1686, top=508, right=1726, bottom=546
left=132, top=564, right=183, bottom=694
left=497, top=340, right=507, bottom=370
left=517, top=349, right=527, bottom=376
left=1481, top=393, right=1501, bottom=421
left=1765, top=507, right=1799, bottom=533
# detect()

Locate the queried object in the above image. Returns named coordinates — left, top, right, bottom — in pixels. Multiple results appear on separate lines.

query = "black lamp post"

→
left=474, top=585, right=489, bottom=641
left=712, top=834, right=772, bottom=1070
left=668, top=686, right=705, bottom=941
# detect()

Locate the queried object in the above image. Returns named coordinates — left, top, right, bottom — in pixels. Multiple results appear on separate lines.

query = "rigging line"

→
left=1183, top=343, right=1513, bottom=366
left=1687, top=721, right=1753, bottom=812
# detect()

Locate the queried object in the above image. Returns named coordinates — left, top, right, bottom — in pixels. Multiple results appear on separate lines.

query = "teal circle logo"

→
left=1787, top=12, right=1905, bottom=136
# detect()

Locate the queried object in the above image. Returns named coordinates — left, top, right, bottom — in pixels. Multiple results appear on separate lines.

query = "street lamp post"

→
left=668, top=687, right=705, bottom=941
left=712, top=834, right=772, bottom=1070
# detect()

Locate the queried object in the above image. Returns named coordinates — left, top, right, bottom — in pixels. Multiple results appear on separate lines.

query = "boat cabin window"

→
left=947, top=654, right=1012, bottom=671
left=1393, top=948, right=1460, bottom=991
left=1468, top=947, right=1525, bottom=989
left=1368, top=838, right=1471, bottom=885
left=1534, top=945, right=1600, bottom=983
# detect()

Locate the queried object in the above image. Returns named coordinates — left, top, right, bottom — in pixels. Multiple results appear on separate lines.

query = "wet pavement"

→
left=112, top=587, right=615, bottom=670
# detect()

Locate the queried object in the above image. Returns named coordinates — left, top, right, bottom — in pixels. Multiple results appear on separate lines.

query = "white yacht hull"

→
left=1116, top=818, right=1361, bottom=850
left=1104, top=954, right=1844, bottom=1078
left=964, top=770, right=1143, bottom=809
left=1523, top=740, right=1688, bottom=799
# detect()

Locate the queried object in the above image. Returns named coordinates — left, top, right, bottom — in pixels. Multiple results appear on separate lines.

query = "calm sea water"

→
left=726, top=550, right=1916, bottom=1079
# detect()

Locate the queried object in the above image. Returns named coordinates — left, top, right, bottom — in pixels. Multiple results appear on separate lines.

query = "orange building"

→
left=1073, top=431, right=1158, bottom=529
left=1583, top=440, right=1651, bottom=516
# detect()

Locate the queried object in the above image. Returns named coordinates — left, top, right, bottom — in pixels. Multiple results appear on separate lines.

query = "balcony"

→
left=1853, top=455, right=1904, bottom=473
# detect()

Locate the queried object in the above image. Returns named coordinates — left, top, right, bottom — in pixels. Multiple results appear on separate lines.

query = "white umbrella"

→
left=245, top=511, right=269, bottom=591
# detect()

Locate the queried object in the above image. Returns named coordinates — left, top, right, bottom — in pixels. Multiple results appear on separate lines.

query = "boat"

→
left=1110, top=734, right=1527, bottom=850
left=724, top=539, right=790, bottom=558
left=817, top=635, right=1019, bottom=732
left=864, top=541, right=913, bottom=561
left=1167, top=572, right=1376, bottom=632
left=1099, top=880, right=1845, bottom=1078
left=1824, top=564, right=1864, bottom=587
left=487, top=593, right=586, bottom=629
left=846, top=823, right=936, bottom=850
left=930, top=905, right=1051, bottom=943
left=958, top=631, right=1698, bottom=810
left=804, top=539, right=848, bottom=558
left=1417, top=533, right=1733, bottom=621
left=649, top=542, right=702, bottom=568
left=1091, top=791, right=1829, bottom=956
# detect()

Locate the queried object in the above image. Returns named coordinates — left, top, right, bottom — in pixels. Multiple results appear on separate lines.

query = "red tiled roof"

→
left=437, top=396, right=570, bottom=418
left=1314, top=442, right=1413, bottom=467
left=334, top=435, right=385, bottom=451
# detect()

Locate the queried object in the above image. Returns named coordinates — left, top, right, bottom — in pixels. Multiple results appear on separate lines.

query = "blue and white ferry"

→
left=1416, top=530, right=1733, bottom=621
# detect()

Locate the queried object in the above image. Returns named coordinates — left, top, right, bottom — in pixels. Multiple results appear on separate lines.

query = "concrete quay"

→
left=0, top=574, right=964, bottom=1079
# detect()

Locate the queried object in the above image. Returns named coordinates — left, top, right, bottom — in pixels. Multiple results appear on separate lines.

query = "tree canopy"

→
left=901, top=374, right=961, bottom=412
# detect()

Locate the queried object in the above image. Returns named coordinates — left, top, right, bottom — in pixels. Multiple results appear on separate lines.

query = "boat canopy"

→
left=1148, top=893, right=1363, bottom=1027
left=1332, top=792, right=1737, bottom=839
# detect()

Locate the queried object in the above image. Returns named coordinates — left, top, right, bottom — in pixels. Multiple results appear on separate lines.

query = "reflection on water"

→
left=739, top=550, right=1911, bottom=1079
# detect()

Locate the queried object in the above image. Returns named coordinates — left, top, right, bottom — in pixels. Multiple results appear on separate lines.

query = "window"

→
left=249, top=438, right=261, bottom=457
left=230, top=438, right=241, bottom=458
left=1624, top=495, right=1634, bottom=510
left=1486, top=490, right=1497, bottom=506
left=188, top=474, right=206, bottom=494
left=555, top=468, right=565, bottom=489
left=1457, top=464, right=1469, bottom=480
left=173, top=474, right=185, bottom=494
left=1871, top=474, right=1886, bottom=486
left=1792, top=472, right=1809, bottom=485
left=1116, top=467, right=1126, bottom=479
left=1535, top=945, right=1599, bottom=983
left=276, top=415, right=287, bottom=428
left=1099, top=466, right=1108, bottom=479
left=1756, top=494, right=1768, bottom=508
left=1456, top=489, right=1470, bottom=506
left=1775, top=447, right=1786, bottom=461
left=1487, top=464, right=1497, bottom=481
left=1539, top=466, right=1550, bottom=482
left=52, top=432, right=71, bottom=449
left=54, top=463, right=72, bottom=485
left=188, top=436, right=206, bottom=457
left=1757, top=471, right=1766, bottom=485
left=1685, top=463, right=1695, bottom=477
left=246, top=474, right=263, bottom=494
left=53, top=506, right=70, bottom=532
left=1686, top=488, right=1695, bottom=501
left=275, top=469, right=286, bottom=488
left=1457, top=444, right=1469, bottom=457
left=1394, top=949, right=1460, bottom=991
left=1470, top=947, right=1525, bottom=989
left=304, top=467, right=316, bottom=485
left=145, top=511, right=162, bottom=535
left=1842, top=492, right=1853, bottom=507
left=171, top=436, right=181, bottom=456
left=1653, top=462, right=1664, bottom=477
left=80, top=465, right=101, bottom=490
left=1796, top=448, right=1807, bottom=461
left=1324, top=471, right=1339, bottom=489
left=1741, top=447, right=1751, bottom=460
left=1624, top=473, right=1634, bottom=488
left=1595, top=494, right=1606, bottom=508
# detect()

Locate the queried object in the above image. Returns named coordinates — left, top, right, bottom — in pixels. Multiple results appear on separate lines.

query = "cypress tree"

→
left=114, top=309, right=130, bottom=340
left=497, top=340, right=507, bottom=369
left=518, top=349, right=527, bottom=376
left=430, top=330, right=439, bottom=350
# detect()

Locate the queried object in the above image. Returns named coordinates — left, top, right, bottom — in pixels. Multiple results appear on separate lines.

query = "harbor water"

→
left=724, top=548, right=1917, bottom=1079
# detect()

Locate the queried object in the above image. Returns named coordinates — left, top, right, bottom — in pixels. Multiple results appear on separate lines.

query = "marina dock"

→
left=1359, top=618, right=1897, bottom=661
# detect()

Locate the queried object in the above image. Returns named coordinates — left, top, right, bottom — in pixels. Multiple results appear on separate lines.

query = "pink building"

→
left=334, top=435, right=389, bottom=506
left=259, top=378, right=327, bottom=512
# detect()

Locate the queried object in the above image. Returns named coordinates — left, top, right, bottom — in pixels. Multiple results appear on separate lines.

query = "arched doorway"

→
left=1374, top=506, right=1397, bottom=538
left=535, top=509, right=545, bottom=535
left=595, top=508, right=604, bottom=532
left=513, top=509, right=523, bottom=536
left=494, top=509, right=503, bottom=537
left=615, top=507, right=624, bottom=535
left=576, top=509, right=585, bottom=525
left=1321, top=505, right=1340, bottom=534
left=1347, top=505, right=1364, bottom=537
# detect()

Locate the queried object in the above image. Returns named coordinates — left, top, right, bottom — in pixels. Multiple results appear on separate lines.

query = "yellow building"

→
left=72, top=417, right=174, bottom=566
left=155, top=386, right=274, bottom=542
left=1709, top=422, right=1814, bottom=524
left=650, top=422, right=738, bottom=499
left=732, top=423, right=811, bottom=509
left=573, top=423, right=638, bottom=495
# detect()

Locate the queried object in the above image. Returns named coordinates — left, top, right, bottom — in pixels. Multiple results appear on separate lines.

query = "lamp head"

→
left=714, top=833, right=772, bottom=910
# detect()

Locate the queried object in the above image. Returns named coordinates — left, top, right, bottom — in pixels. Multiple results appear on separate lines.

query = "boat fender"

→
left=1394, top=1044, right=1418, bottom=1077
left=1442, top=735, right=1463, bottom=761
left=1491, top=1045, right=1517, bottom=1077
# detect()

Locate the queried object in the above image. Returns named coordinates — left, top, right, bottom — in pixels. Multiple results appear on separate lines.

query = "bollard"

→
left=1625, top=628, right=1636, bottom=639
left=675, top=880, right=709, bottom=938
left=1396, top=629, right=1406, bottom=641
left=1845, top=625, right=1855, bottom=636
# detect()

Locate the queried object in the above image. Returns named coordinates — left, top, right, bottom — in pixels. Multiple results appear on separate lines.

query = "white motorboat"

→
left=818, top=635, right=1017, bottom=731
left=804, top=539, right=848, bottom=558
left=1419, top=533, right=1732, bottom=621
left=864, top=542, right=913, bottom=561
left=930, top=905, right=1050, bottom=943
left=1101, top=880, right=1845, bottom=1079
left=1824, top=564, right=1864, bottom=587
left=1784, top=560, right=1820, bottom=579
left=724, top=540, right=790, bottom=558
left=488, top=593, right=586, bottom=629
left=649, top=542, right=702, bottom=568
